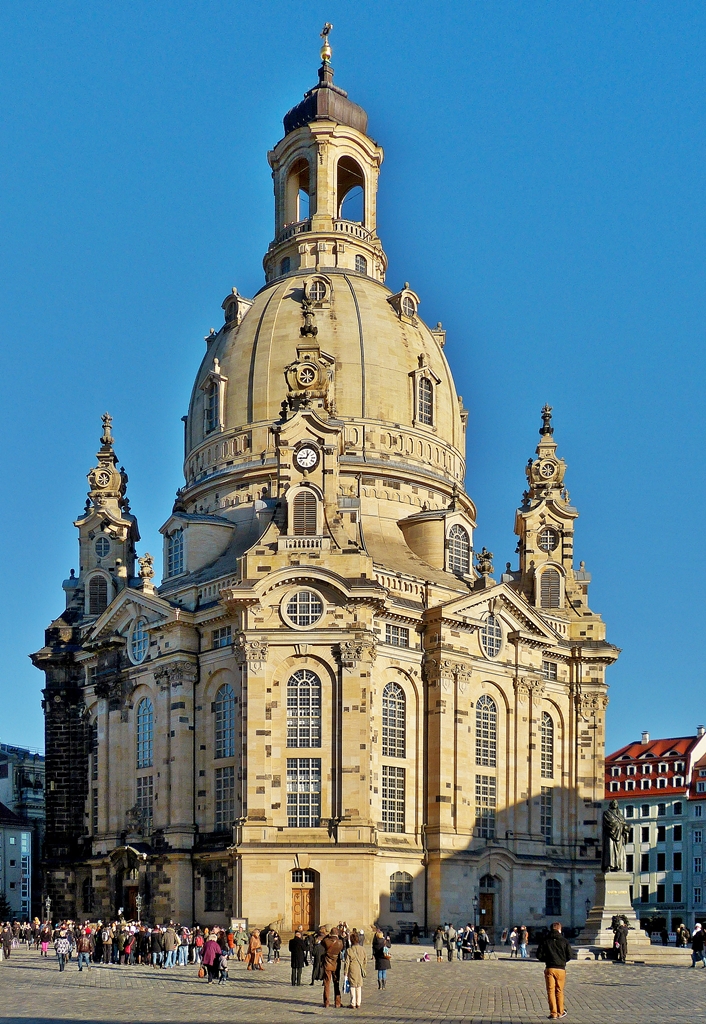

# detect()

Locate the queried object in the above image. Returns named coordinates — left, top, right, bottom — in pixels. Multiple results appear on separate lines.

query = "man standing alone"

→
left=289, top=928, right=306, bottom=986
left=536, top=922, right=575, bottom=1020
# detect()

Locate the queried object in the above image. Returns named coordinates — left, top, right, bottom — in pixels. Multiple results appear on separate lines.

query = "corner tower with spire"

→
left=513, top=406, right=606, bottom=642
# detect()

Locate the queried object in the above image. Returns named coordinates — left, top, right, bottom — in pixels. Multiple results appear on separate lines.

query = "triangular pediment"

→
left=436, top=582, right=563, bottom=644
left=85, top=586, right=182, bottom=645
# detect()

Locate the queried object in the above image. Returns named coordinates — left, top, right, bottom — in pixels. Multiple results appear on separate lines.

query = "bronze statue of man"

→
left=601, top=799, right=631, bottom=872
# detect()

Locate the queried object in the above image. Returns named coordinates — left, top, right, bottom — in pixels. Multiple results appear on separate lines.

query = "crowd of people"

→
left=432, top=923, right=493, bottom=961
left=0, top=918, right=396, bottom=1009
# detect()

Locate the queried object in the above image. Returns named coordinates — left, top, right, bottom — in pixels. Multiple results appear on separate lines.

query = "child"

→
left=218, top=949, right=229, bottom=985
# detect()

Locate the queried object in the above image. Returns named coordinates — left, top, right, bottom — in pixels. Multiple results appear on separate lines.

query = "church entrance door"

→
left=479, top=892, right=494, bottom=928
left=291, top=868, right=317, bottom=931
left=292, top=888, right=314, bottom=931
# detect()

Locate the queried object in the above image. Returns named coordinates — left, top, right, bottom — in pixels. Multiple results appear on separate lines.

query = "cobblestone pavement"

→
left=0, top=946, right=704, bottom=1024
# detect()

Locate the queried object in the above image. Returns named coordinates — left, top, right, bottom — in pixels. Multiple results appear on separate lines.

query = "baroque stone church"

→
left=33, top=36, right=617, bottom=934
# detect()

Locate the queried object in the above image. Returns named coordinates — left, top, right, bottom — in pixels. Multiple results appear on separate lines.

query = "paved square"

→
left=0, top=946, right=703, bottom=1023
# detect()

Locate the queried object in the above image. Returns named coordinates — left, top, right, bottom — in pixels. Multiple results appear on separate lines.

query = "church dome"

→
left=184, top=270, right=466, bottom=492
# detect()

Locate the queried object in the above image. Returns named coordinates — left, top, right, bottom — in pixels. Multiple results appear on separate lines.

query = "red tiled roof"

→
left=604, top=736, right=699, bottom=800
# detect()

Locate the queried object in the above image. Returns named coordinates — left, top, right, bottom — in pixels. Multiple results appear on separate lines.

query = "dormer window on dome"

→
left=305, top=275, right=331, bottom=304
left=388, top=284, right=420, bottom=323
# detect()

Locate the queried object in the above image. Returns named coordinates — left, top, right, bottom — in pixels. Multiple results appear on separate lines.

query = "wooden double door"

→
left=479, top=892, right=494, bottom=928
left=292, top=887, right=315, bottom=932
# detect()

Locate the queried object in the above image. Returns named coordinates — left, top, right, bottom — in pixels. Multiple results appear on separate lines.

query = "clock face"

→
left=295, top=446, right=318, bottom=470
left=95, top=470, right=112, bottom=487
left=540, top=462, right=555, bottom=479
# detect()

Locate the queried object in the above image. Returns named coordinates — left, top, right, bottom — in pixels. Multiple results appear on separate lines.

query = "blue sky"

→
left=0, top=1, right=704, bottom=753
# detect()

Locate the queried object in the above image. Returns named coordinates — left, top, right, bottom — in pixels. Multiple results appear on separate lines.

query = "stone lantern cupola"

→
left=264, top=25, right=387, bottom=283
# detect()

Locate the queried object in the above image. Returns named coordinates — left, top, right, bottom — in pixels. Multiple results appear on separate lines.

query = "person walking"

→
left=217, top=948, right=229, bottom=985
left=433, top=926, right=444, bottom=962
left=411, top=922, right=420, bottom=945
left=518, top=925, right=529, bottom=959
left=321, top=927, right=344, bottom=1008
left=536, top=922, right=576, bottom=1020
left=477, top=928, right=489, bottom=959
left=54, top=929, right=71, bottom=972
left=202, top=933, right=221, bottom=984
left=509, top=927, right=519, bottom=958
left=289, top=928, right=306, bottom=986
left=1, top=924, right=12, bottom=960
left=690, top=923, right=705, bottom=967
left=76, top=928, right=94, bottom=971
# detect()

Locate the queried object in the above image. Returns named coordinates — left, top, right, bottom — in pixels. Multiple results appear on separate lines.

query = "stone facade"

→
left=33, top=43, right=617, bottom=935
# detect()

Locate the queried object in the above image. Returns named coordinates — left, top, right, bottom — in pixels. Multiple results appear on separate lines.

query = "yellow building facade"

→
left=33, top=44, right=617, bottom=935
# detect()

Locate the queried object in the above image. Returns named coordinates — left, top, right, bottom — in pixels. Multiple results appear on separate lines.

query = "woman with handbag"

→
left=372, top=928, right=390, bottom=989
left=344, top=932, right=367, bottom=1009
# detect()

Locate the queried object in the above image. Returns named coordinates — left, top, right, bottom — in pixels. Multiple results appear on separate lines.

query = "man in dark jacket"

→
left=536, top=922, right=575, bottom=1020
left=289, top=928, right=307, bottom=986
left=310, top=927, right=327, bottom=985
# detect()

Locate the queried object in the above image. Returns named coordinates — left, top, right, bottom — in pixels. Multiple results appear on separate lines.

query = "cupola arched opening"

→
left=337, top=156, right=365, bottom=223
left=448, top=524, right=470, bottom=574
left=285, top=157, right=311, bottom=225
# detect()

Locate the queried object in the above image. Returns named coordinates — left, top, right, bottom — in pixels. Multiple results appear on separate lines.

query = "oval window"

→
left=285, top=590, right=324, bottom=627
left=538, top=528, right=559, bottom=552
left=130, top=618, right=149, bottom=664
left=95, top=537, right=110, bottom=558
left=480, top=614, right=502, bottom=658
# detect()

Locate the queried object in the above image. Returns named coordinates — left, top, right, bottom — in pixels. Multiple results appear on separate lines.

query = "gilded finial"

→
left=320, top=22, right=333, bottom=63
left=539, top=404, right=553, bottom=437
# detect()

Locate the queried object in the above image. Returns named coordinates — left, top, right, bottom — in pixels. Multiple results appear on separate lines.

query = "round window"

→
left=285, top=590, right=324, bottom=627
left=480, top=614, right=502, bottom=658
left=309, top=280, right=326, bottom=302
left=402, top=295, right=416, bottom=317
left=130, top=618, right=149, bottom=664
left=95, top=537, right=110, bottom=558
left=538, top=528, right=559, bottom=552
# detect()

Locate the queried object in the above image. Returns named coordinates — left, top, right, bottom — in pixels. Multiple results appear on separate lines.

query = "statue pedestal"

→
left=576, top=872, right=652, bottom=952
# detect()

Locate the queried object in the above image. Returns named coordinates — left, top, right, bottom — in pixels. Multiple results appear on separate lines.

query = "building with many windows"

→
left=0, top=802, right=32, bottom=919
left=0, top=744, right=44, bottom=918
left=605, top=728, right=706, bottom=933
left=33, top=37, right=616, bottom=934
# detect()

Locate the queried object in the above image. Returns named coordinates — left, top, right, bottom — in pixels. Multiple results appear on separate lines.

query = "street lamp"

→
left=135, top=895, right=143, bottom=924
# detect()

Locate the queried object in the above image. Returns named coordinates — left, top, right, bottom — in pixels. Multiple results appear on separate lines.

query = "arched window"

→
left=475, top=694, right=497, bottom=768
left=418, top=377, right=433, bottom=425
left=136, top=698, right=154, bottom=769
left=355, top=254, right=367, bottom=274
left=88, top=575, right=108, bottom=616
left=390, top=871, right=413, bottom=913
left=287, top=669, right=322, bottom=748
left=382, top=682, right=406, bottom=758
left=204, top=381, right=219, bottom=434
left=480, top=614, right=502, bottom=658
left=448, top=525, right=470, bottom=574
left=540, top=568, right=561, bottom=609
left=167, top=529, right=184, bottom=577
left=545, top=878, right=561, bottom=916
left=308, top=279, right=327, bottom=302
left=337, top=156, right=364, bottom=222
left=280, top=256, right=291, bottom=275
left=541, top=712, right=554, bottom=779
left=214, top=684, right=236, bottom=759
left=292, top=490, right=317, bottom=535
